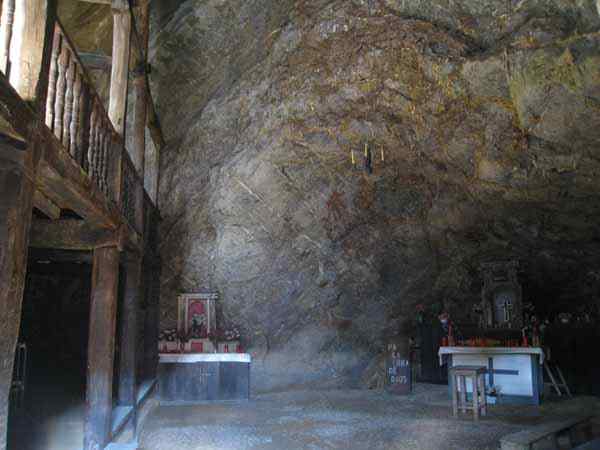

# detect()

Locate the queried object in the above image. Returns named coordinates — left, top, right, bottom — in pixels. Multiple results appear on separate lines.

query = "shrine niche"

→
left=177, top=292, right=218, bottom=352
left=480, top=260, right=523, bottom=329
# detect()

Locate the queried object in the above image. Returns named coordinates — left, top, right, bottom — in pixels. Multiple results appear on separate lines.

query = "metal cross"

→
left=502, top=299, right=513, bottom=323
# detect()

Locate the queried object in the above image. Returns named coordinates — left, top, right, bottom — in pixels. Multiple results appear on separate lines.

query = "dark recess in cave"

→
left=7, top=253, right=92, bottom=450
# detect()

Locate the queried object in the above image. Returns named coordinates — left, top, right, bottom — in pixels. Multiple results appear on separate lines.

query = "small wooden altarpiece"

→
left=480, top=260, right=523, bottom=329
left=178, top=292, right=218, bottom=352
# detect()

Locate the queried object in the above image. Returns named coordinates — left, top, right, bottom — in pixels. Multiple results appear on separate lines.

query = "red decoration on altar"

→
left=191, top=341, right=204, bottom=353
left=447, top=323, right=455, bottom=346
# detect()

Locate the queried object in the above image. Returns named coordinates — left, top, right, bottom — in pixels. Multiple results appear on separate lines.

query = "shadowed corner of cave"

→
left=521, top=262, right=600, bottom=396
left=7, top=245, right=93, bottom=450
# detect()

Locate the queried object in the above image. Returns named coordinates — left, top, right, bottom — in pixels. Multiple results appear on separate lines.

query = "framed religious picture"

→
left=177, top=293, right=218, bottom=340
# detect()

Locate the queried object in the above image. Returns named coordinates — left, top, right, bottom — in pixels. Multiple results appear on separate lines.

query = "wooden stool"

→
left=450, top=365, right=487, bottom=421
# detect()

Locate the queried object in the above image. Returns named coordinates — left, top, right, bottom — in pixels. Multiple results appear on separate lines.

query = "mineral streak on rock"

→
left=149, top=0, right=600, bottom=391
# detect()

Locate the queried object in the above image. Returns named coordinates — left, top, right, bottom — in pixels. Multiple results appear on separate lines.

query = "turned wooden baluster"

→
left=93, top=102, right=102, bottom=188
left=88, top=98, right=98, bottom=183
left=102, top=127, right=110, bottom=196
left=97, top=122, right=106, bottom=193
left=126, top=159, right=134, bottom=222
left=45, top=31, right=61, bottom=130
left=0, top=0, right=15, bottom=75
left=95, top=104, right=104, bottom=192
left=54, top=39, right=70, bottom=140
left=62, top=56, right=76, bottom=153
left=79, top=83, right=91, bottom=172
left=70, top=70, right=82, bottom=160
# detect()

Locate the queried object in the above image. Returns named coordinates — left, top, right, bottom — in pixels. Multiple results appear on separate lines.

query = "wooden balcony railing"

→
left=121, top=150, right=141, bottom=232
left=1, top=8, right=159, bottom=239
left=42, top=20, right=155, bottom=235
left=46, top=22, right=116, bottom=201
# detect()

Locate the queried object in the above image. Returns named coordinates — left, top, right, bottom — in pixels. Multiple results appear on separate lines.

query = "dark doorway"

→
left=7, top=249, right=92, bottom=450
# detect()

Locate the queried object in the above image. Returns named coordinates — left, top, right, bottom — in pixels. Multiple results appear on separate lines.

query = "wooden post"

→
left=146, top=131, right=160, bottom=204
left=0, top=0, right=16, bottom=76
left=11, top=0, right=57, bottom=112
left=117, top=254, right=142, bottom=432
left=144, top=260, right=160, bottom=380
left=0, top=136, right=42, bottom=450
left=108, top=0, right=131, bottom=136
left=0, top=6, right=54, bottom=444
left=85, top=245, right=120, bottom=450
left=131, top=0, right=148, bottom=179
left=146, top=91, right=163, bottom=205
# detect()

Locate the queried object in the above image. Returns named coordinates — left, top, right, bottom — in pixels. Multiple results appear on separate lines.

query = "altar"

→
left=158, top=292, right=250, bottom=404
left=158, top=353, right=251, bottom=404
left=439, top=346, right=544, bottom=405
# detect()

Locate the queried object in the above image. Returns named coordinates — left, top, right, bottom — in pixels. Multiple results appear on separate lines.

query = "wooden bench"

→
left=500, top=416, right=593, bottom=450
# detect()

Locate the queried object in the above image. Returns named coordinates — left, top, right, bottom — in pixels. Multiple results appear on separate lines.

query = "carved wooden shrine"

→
left=480, top=260, right=523, bottom=329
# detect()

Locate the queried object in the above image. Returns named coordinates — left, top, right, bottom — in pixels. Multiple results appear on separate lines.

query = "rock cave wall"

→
left=149, top=0, right=600, bottom=391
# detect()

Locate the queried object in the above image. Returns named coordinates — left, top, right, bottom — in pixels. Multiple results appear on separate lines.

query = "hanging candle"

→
left=365, top=143, right=373, bottom=174
left=351, top=149, right=355, bottom=166
left=381, top=145, right=385, bottom=162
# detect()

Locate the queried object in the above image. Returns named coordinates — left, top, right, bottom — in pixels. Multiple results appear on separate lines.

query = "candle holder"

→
left=350, top=142, right=385, bottom=173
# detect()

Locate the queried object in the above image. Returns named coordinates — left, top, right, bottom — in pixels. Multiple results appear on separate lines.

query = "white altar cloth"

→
left=159, top=353, right=251, bottom=364
left=438, top=346, right=544, bottom=365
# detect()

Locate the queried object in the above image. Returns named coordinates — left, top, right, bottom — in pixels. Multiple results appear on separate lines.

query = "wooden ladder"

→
left=543, top=361, right=572, bottom=397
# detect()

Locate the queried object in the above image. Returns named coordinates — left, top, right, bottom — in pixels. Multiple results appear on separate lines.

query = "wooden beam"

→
left=36, top=128, right=123, bottom=228
left=77, top=0, right=111, bottom=4
left=0, top=129, right=26, bottom=149
left=85, top=245, right=120, bottom=450
left=142, top=258, right=160, bottom=380
left=108, top=1, right=131, bottom=135
left=79, top=52, right=111, bottom=71
left=127, top=0, right=165, bottom=151
left=0, top=0, right=16, bottom=76
left=28, top=247, right=93, bottom=264
left=29, top=219, right=118, bottom=249
left=117, top=255, right=142, bottom=435
left=131, top=0, right=148, bottom=178
left=33, top=190, right=60, bottom=219
left=0, top=136, right=42, bottom=450
left=12, top=0, right=57, bottom=112
left=146, top=90, right=165, bottom=148
left=0, top=3, right=55, bottom=439
left=0, top=66, right=39, bottom=140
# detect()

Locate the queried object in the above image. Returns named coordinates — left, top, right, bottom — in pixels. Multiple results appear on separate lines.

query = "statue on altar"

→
left=480, top=260, right=523, bottom=329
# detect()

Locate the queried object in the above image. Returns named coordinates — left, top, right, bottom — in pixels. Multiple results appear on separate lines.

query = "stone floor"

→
left=139, top=384, right=600, bottom=450
left=7, top=370, right=85, bottom=450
